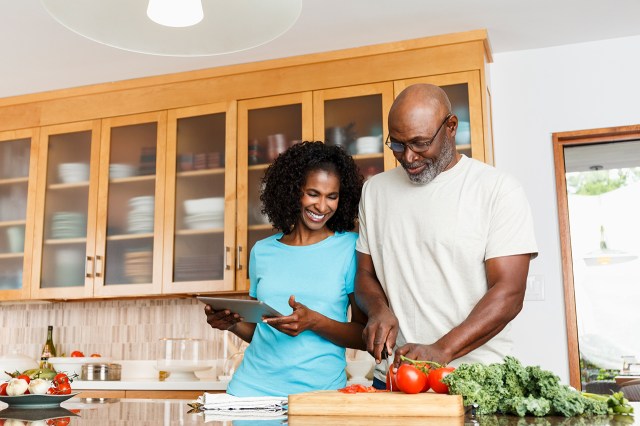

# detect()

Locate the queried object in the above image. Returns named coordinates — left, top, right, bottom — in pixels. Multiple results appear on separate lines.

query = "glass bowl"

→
left=156, top=338, right=213, bottom=381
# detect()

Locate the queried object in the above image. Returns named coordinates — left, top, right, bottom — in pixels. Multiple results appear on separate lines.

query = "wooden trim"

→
left=0, top=40, right=489, bottom=133
left=0, top=29, right=491, bottom=108
left=552, top=124, right=640, bottom=390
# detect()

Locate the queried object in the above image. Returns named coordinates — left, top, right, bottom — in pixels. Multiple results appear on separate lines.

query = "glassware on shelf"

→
left=127, top=196, right=155, bottom=234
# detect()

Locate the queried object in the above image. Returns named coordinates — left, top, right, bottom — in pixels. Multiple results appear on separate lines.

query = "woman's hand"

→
left=262, top=295, right=319, bottom=336
left=204, top=304, right=242, bottom=331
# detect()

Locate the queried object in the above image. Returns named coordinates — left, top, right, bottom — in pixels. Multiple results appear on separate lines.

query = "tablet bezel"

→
left=196, top=296, right=283, bottom=323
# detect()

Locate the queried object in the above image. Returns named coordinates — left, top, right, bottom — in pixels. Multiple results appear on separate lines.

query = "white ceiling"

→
left=2, top=0, right=640, bottom=100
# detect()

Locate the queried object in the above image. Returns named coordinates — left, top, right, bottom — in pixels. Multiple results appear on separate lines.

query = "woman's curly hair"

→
left=260, top=141, right=363, bottom=234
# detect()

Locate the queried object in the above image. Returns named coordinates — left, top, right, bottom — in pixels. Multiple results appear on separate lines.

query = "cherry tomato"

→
left=52, top=418, right=71, bottom=426
left=395, top=364, right=428, bottom=394
left=90, top=353, right=101, bottom=358
left=386, top=366, right=399, bottom=391
left=56, top=382, right=72, bottom=395
left=17, top=374, right=31, bottom=384
left=54, top=373, right=69, bottom=385
left=0, top=382, right=8, bottom=396
left=428, top=367, right=455, bottom=394
left=70, top=351, right=85, bottom=357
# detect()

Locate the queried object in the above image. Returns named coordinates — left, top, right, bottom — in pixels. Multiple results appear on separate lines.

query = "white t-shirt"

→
left=356, top=155, right=537, bottom=379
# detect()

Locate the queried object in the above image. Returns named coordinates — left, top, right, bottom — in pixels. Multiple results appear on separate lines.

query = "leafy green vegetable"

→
left=443, top=356, right=634, bottom=417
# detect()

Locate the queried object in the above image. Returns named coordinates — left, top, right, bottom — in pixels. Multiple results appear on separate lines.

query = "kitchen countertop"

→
left=0, top=398, right=637, bottom=425
left=71, top=378, right=229, bottom=391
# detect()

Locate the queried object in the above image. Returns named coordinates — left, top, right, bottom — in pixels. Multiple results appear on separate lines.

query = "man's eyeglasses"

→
left=385, top=113, right=452, bottom=153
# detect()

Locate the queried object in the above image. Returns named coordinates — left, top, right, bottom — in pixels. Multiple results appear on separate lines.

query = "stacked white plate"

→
left=128, top=196, right=154, bottom=233
left=58, top=162, right=89, bottom=183
left=354, top=135, right=383, bottom=154
left=110, top=163, right=136, bottom=179
left=51, top=212, right=86, bottom=238
left=183, top=197, right=224, bottom=230
left=124, top=250, right=152, bottom=283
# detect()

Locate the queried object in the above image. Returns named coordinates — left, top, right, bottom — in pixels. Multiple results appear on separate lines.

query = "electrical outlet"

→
left=525, top=275, right=545, bottom=301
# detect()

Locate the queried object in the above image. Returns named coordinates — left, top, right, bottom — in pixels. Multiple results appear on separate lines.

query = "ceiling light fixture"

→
left=41, top=0, right=303, bottom=57
left=147, top=0, right=203, bottom=28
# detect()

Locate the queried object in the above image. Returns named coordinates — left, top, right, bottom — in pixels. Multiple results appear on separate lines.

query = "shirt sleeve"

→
left=485, top=179, right=538, bottom=260
left=344, top=247, right=357, bottom=294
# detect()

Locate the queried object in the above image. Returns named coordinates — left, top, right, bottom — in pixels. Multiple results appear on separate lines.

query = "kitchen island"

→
left=0, top=398, right=637, bottom=425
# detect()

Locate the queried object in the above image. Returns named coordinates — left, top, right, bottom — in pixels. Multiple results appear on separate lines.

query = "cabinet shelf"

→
left=248, top=224, right=273, bottom=231
left=456, top=144, right=471, bottom=150
left=107, top=232, right=154, bottom=241
left=175, top=228, right=224, bottom=236
left=0, top=219, right=26, bottom=229
left=110, top=175, right=156, bottom=184
left=45, top=237, right=87, bottom=245
left=176, top=168, right=225, bottom=178
left=48, top=181, right=90, bottom=190
left=0, top=252, right=23, bottom=260
left=0, top=177, right=28, bottom=186
left=248, top=164, right=270, bottom=172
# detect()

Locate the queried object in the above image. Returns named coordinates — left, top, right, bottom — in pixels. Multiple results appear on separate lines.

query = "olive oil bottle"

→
left=39, top=325, right=57, bottom=369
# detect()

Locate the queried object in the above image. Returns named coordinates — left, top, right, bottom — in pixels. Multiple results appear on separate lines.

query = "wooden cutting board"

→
left=288, top=390, right=464, bottom=417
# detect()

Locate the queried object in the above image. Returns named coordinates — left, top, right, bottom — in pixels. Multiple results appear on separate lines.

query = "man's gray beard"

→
left=400, top=135, right=456, bottom=185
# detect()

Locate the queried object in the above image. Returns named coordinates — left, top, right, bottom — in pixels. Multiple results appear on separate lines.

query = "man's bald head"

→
left=389, top=84, right=451, bottom=127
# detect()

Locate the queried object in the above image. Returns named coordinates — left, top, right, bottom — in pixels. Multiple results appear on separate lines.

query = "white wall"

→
left=490, top=34, right=640, bottom=383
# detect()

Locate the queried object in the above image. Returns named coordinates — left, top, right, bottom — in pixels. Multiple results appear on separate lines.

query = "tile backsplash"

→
left=0, top=298, right=242, bottom=361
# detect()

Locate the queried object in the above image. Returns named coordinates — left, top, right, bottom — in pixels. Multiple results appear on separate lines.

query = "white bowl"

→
left=49, top=356, right=112, bottom=377
left=58, top=163, right=89, bottom=183
left=345, top=359, right=374, bottom=380
left=0, top=352, right=38, bottom=380
left=183, top=197, right=225, bottom=215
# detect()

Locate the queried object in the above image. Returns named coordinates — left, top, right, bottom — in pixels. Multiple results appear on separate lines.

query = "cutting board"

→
left=288, top=390, right=464, bottom=417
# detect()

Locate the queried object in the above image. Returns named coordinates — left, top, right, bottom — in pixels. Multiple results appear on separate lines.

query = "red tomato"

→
left=56, top=382, right=72, bottom=395
left=70, top=351, right=85, bottom=357
left=0, top=382, right=8, bottom=396
left=428, top=367, right=455, bottom=394
left=386, top=366, right=399, bottom=391
left=54, top=373, right=69, bottom=385
left=90, top=353, right=101, bottom=358
left=395, top=364, right=428, bottom=394
left=421, top=368, right=432, bottom=392
left=52, top=418, right=71, bottom=426
left=17, top=374, right=31, bottom=384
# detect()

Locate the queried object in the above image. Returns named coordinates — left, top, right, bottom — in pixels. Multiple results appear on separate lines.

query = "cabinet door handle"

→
left=224, top=246, right=231, bottom=271
left=85, top=256, right=94, bottom=278
left=236, top=245, right=243, bottom=270
left=95, top=255, right=104, bottom=278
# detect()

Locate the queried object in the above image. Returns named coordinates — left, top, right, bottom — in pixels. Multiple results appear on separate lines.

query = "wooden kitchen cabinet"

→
left=0, top=129, right=39, bottom=301
left=0, top=30, right=493, bottom=300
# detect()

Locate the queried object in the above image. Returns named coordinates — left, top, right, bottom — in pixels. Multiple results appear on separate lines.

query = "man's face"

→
left=390, top=112, right=457, bottom=185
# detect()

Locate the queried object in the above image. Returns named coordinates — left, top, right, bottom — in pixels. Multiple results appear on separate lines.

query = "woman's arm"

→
left=263, top=294, right=367, bottom=350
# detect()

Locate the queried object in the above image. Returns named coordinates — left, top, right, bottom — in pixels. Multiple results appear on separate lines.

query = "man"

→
left=355, top=83, right=537, bottom=389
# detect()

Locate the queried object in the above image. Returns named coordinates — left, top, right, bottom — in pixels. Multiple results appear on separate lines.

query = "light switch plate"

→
left=525, top=275, right=545, bottom=301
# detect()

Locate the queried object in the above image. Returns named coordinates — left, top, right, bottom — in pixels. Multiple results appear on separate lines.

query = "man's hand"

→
left=363, top=305, right=399, bottom=364
left=394, top=342, right=451, bottom=367
left=263, top=295, right=318, bottom=337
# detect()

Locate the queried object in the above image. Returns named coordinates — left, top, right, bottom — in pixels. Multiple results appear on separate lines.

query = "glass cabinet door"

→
left=395, top=72, right=488, bottom=163
left=0, top=129, right=38, bottom=300
left=163, top=102, right=236, bottom=294
left=236, top=93, right=313, bottom=290
left=313, top=82, right=395, bottom=180
left=31, top=121, right=101, bottom=299
left=94, top=112, right=166, bottom=297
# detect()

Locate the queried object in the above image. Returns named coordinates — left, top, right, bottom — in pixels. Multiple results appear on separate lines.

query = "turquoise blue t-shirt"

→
left=226, top=231, right=358, bottom=397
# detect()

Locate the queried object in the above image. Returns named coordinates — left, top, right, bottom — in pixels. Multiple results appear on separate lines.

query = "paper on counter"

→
left=192, top=392, right=287, bottom=417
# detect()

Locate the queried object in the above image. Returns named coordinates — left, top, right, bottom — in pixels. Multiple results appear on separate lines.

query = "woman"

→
left=205, top=141, right=366, bottom=397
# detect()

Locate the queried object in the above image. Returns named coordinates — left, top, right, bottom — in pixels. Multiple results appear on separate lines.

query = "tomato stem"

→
left=400, top=355, right=443, bottom=370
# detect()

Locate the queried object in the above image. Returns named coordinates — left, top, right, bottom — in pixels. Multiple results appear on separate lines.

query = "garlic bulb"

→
left=28, top=378, right=50, bottom=395
left=6, top=377, right=29, bottom=396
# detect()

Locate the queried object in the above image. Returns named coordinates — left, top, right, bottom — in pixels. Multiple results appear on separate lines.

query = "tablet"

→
left=197, top=296, right=283, bottom=323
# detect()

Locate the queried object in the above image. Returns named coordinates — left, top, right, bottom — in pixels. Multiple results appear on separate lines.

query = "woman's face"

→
left=298, top=169, right=340, bottom=233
